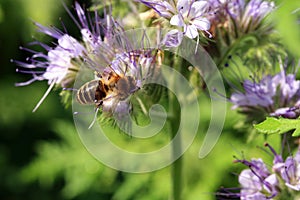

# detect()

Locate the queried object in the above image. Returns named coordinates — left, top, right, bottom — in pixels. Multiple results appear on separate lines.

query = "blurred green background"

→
left=0, top=0, right=298, bottom=200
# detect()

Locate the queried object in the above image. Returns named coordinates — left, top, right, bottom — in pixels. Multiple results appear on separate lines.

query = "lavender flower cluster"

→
left=15, top=2, right=163, bottom=119
left=15, top=0, right=278, bottom=117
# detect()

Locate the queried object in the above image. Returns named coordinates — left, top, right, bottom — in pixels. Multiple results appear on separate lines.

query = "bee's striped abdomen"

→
left=76, top=80, right=99, bottom=105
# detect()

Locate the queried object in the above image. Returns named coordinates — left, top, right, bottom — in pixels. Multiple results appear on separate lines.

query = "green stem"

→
left=280, top=131, right=298, bottom=158
left=169, top=107, right=182, bottom=200
left=168, top=54, right=182, bottom=200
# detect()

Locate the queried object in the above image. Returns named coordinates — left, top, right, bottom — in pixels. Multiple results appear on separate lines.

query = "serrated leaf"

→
left=254, top=117, right=300, bottom=137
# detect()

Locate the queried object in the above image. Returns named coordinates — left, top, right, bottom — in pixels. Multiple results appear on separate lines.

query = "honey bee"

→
left=76, top=70, right=138, bottom=108
left=75, top=48, right=164, bottom=128
left=76, top=48, right=163, bottom=110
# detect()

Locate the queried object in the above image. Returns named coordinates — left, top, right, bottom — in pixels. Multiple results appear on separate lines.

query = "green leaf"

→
left=254, top=117, right=300, bottom=137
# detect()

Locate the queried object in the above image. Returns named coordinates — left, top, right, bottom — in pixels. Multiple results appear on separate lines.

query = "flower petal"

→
left=176, top=0, right=190, bottom=13
left=192, top=18, right=211, bottom=31
left=161, top=29, right=183, bottom=47
left=170, top=14, right=184, bottom=27
left=191, top=1, right=209, bottom=16
left=184, top=24, right=198, bottom=39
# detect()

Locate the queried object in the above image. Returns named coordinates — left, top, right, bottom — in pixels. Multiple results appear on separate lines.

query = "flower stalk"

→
left=168, top=54, right=183, bottom=200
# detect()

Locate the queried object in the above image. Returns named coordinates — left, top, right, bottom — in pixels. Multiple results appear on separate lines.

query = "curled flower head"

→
left=242, top=0, right=275, bottom=30
left=208, top=0, right=275, bottom=36
left=206, top=0, right=280, bottom=69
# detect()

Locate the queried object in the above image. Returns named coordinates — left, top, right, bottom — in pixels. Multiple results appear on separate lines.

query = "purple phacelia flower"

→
left=238, top=0, right=275, bottom=33
left=239, top=169, right=278, bottom=199
left=14, top=24, right=85, bottom=111
left=137, top=0, right=212, bottom=43
left=14, top=2, right=163, bottom=123
left=273, top=146, right=300, bottom=191
left=14, top=2, right=104, bottom=111
left=169, top=0, right=211, bottom=39
left=235, top=158, right=278, bottom=199
left=219, top=143, right=300, bottom=199
left=16, top=31, right=84, bottom=87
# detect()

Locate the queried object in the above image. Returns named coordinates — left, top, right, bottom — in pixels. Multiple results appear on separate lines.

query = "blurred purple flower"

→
left=242, top=0, right=275, bottom=29
left=230, top=75, right=277, bottom=109
left=230, top=60, right=300, bottom=119
left=207, top=0, right=275, bottom=36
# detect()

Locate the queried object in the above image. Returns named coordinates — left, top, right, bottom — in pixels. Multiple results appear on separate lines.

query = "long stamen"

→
left=88, top=107, right=99, bottom=129
left=32, top=80, right=56, bottom=112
